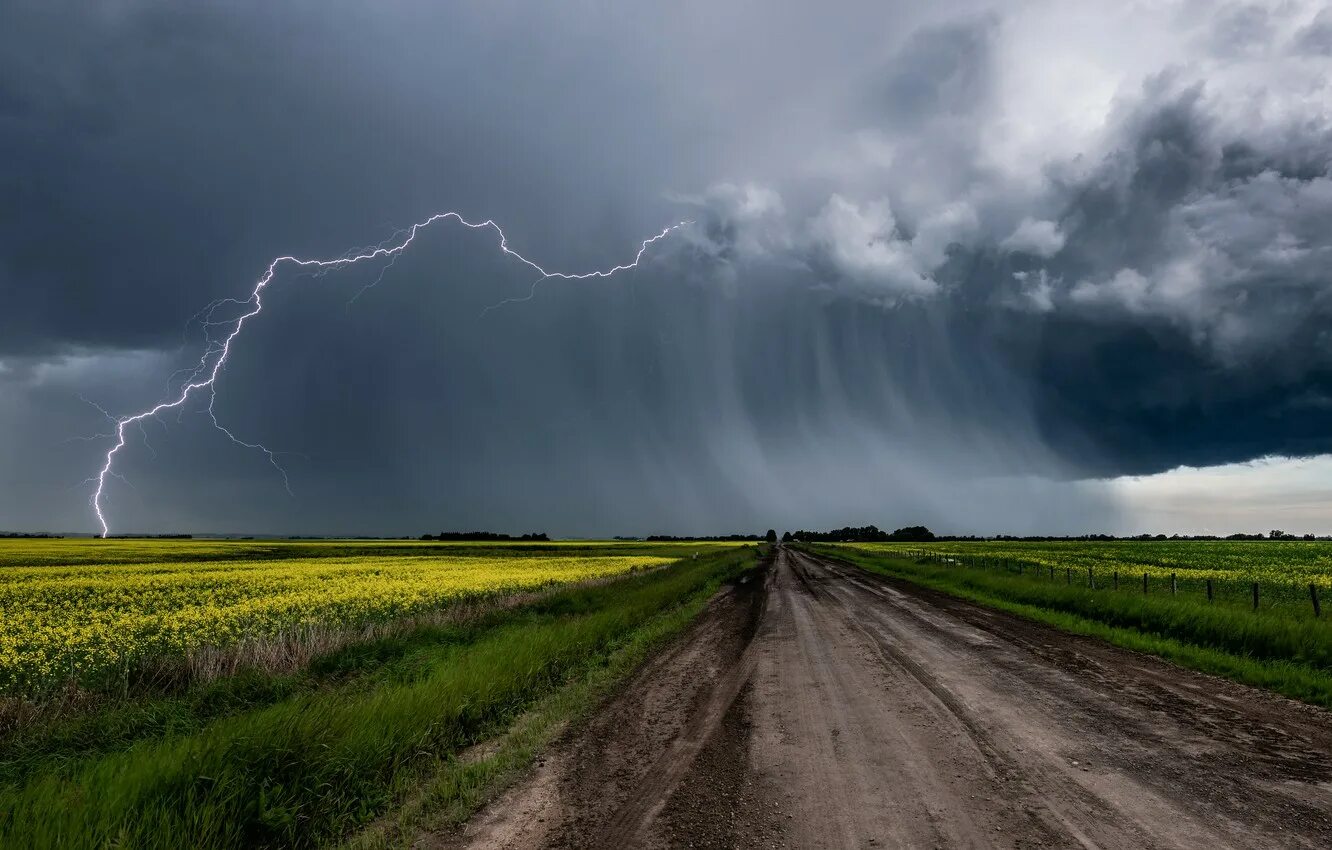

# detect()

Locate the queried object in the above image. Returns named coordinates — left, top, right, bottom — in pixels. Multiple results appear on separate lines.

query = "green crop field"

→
left=817, top=540, right=1332, bottom=708
left=0, top=538, right=760, bottom=849
left=848, top=539, right=1332, bottom=613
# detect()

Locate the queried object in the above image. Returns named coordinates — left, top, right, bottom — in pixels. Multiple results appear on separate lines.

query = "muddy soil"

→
left=431, top=547, right=1332, bottom=849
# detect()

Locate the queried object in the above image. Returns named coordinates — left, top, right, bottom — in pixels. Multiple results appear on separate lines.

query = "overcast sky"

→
left=3, top=0, right=1331, bottom=536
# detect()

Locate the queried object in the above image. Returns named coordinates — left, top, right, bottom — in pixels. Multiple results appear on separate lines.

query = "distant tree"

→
left=779, top=524, right=934, bottom=543
left=765, top=529, right=777, bottom=543
left=426, top=531, right=549, bottom=542
left=888, top=525, right=935, bottom=542
left=781, top=531, right=793, bottom=543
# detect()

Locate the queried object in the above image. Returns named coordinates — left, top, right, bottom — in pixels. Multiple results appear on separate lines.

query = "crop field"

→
left=0, top=539, right=728, bottom=697
left=849, top=540, right=1332, bottom=613
left=0, top=539, right=759, bottom=848
left=823, top=540, right=1332, bottom=707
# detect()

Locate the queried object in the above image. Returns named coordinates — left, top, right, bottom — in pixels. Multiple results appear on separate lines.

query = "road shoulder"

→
left=422, top=557, right=772, bottom=849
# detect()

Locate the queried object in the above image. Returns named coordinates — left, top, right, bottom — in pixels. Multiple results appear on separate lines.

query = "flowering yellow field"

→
left=0, top=540, right=686, bottom=694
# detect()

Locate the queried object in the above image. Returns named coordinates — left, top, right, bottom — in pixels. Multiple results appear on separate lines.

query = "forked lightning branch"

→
left=89, top=214, right=691, bottom=537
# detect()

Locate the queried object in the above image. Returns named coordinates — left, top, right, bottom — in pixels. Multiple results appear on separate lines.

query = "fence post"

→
left=1252, top=582, right=1260, bottom=611
left=1066, top=568, right=1071, bottom=585
left=1088, top=566, right=1094, bottom=589
left=1207, top=579, right=1213, bottom=603
left=1311, top=583, right=1321, bottom=618
left=1049, top=566, right=1054, bottom=581
left=1113, top=570, right=1119, bottom=590
left=1143, top=572, right=1149, bottom=594
left=1171, top=573, right=1177, bottom=595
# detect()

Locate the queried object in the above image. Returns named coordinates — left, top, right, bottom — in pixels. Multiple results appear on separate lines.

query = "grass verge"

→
left=815, top=545, right=1332, bottom=709
left=339, top=551, right=747, bottom=850
left=0, top=547, right=758, bottom=849
left=0, top=572, right=655, bottom=781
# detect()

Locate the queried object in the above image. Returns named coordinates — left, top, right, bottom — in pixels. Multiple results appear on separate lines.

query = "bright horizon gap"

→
left=1099, top=454, right=1332, bottom=537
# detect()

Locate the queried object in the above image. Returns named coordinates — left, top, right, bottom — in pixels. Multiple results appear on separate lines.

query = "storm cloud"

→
left=2, top=1, right=1330, bottom=535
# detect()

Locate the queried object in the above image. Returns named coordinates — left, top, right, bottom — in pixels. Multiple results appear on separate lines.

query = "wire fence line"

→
left=888, top=549, right=1324, bottom=619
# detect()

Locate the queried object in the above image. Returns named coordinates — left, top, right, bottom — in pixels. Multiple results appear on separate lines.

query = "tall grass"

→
left=820, top=546, right=1332, bottom=708
left=339, top=557, right=745, bottom=850
left=0, top=547, right=755, bottom=849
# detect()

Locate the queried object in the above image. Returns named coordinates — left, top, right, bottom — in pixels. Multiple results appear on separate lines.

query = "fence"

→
left=890, top=549, right=1324, bottom=619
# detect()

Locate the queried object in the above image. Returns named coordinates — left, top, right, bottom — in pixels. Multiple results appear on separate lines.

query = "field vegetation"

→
left=818, top=540, right=1332, bottom=707
left=0, top=539, right=723, bottom=697
left=0, top=539, right=758, bottom=848
left=857, top=539, right=1332, bottom=601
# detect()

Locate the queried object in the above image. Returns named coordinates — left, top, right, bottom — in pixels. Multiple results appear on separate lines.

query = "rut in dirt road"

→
left=440, top=547, right=1332, bottom=849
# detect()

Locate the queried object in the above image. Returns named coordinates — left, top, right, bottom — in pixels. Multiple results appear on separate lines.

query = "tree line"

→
left=419, top=531, right=550, bottom=541
left=779, top=525, right=936, bottom=543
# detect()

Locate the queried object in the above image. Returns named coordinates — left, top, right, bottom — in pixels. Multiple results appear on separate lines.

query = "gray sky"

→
left=2, top=0, right=1331, bottom=536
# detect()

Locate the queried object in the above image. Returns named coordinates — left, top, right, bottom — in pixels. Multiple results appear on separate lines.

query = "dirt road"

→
left=436, top=546, right=1332, bottom=849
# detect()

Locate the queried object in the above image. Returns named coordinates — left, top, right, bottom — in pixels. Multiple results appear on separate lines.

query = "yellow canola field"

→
left=0, top=548, right=673, bottom=693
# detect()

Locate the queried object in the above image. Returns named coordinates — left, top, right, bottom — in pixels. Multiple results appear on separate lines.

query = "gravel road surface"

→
left=434, top=546, right=1332, bottom=849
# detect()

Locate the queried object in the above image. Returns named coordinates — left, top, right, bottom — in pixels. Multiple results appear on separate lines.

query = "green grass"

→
left=849, top=539, right=1332, bottom=610
left=0, top=620, right=483, bottom=787
left=815, top=545, right=1332, bottom=709
left=0, top=546, right=758, bottom=849
left=339, top=553, right=741, bottom=849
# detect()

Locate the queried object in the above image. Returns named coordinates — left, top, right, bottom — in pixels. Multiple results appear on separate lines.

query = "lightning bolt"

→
left=90, top=212, right=691, bottom=537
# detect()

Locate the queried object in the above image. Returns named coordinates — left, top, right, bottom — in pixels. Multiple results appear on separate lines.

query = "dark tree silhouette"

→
left=786, top=525, right=935, bottom=543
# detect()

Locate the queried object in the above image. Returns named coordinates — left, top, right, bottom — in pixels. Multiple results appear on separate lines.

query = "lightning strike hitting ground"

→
left=90, top=213, right=691, bottom=537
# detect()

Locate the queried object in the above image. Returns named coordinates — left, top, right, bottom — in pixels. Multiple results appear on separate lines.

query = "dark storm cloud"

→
left=985, top=75, right=1332, bottom=475
left=3, top=0, right=1330, bottom=535
left=0, top=1, right=688, bottom=356
left=681, top=8, right=1332, bottom=482
left=874, top=15, right=997, bottom=126
left=1294, top=9, right=1332, bottom=54
left=1207, top=4, right=1276, bottom=57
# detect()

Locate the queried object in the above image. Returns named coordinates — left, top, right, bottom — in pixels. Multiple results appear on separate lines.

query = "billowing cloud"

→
left=806, top=195, right=937, bottom=297
left=1001, top=218, right=1065, bottom=257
